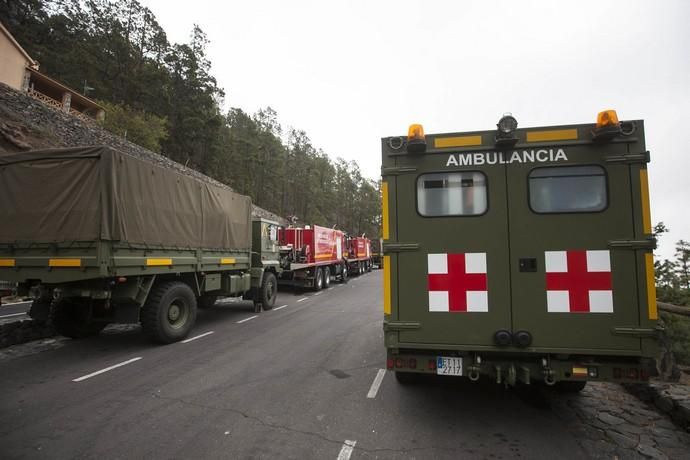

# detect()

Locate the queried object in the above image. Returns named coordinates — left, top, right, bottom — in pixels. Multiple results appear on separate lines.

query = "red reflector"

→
left=613, top=368, right=622, bottom=379
left=117, top=277, right=127, bottom=283
left=387, top=359, right=394, bottom=370
left=627, top=368, right=639, bottom=380
left=409, top=359, right=417, bottom=369
left=395, top=358, right=404, bottom=368
left=428, top=359, right=436, bottom=370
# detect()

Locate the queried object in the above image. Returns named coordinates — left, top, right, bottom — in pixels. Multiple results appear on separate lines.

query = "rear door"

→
left=507, top=137, right=641, bottom=351
left=394, top=150, right=512, bottom=347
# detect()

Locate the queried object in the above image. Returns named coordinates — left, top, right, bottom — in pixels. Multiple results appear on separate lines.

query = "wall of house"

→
left=0, top=32, right=30, bottom=90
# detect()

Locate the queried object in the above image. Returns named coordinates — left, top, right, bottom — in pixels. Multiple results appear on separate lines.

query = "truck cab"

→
left=381, top=111, right=658, bottom=388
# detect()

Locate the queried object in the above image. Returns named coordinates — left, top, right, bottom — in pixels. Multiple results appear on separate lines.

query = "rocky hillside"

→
left=0, top=83, right=284, bottom=223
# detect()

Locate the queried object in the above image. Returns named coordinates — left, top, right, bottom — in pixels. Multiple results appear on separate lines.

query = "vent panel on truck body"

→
left=383, top=121, right=654, bottom=356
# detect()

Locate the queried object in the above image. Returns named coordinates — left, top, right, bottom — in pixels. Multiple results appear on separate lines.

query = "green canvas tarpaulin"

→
left=0, top=146, right=252, bottom=249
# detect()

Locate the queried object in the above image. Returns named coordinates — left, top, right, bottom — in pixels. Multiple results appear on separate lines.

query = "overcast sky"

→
left=141, top=0, right=689, bottom=260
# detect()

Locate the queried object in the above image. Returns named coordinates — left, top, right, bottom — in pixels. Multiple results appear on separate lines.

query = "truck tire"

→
left=314, top=267, right=323, bottom=291
left=340, top=263, right=348, bottom=283
left=554, top=381, right=587, bottom=393
left=29, top=297, right=52, bottom=321
left=323, top=267, right=331, bottom=288
left=50, top=298, right=106, bottom=339
left=367, top=261, right=372, bottom=272
left=256, top=272, right=277, bottom=310
left=197, top=295, right=218, bottom=309
left=141, top=281, right=197, bottom=344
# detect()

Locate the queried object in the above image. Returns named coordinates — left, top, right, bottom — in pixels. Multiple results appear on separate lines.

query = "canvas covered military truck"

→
left=0, top=146, right=278, bottom=343
left=381, top=111, right=658, bottom=390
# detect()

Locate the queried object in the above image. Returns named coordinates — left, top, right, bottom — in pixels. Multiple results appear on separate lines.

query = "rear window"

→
left=529, top=165, right=607, bottom=213
left=417, top=172, right=487, bottom=216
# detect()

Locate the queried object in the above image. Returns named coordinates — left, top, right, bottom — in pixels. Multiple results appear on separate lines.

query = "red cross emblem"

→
left=427, top=253, right=488, bottom=312
left=545, top=250, right=613, bottom=313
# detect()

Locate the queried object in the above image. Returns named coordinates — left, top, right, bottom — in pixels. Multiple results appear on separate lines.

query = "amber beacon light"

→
left=592, top=109, right=622, bottom=141
left=406, top=124, right=427, bottom=154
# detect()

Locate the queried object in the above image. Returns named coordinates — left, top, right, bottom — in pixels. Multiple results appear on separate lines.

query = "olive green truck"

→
left=0, top=147, right=279, bottom=343
left=381, top=111, right=659, bottom=390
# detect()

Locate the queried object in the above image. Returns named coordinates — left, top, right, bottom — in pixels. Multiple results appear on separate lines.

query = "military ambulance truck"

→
left=381, top=111, right=658, bottom=390
left=0, top=146, right=279, bottom=343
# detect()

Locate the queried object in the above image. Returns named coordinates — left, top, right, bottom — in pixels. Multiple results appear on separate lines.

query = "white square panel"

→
left=546, top=290, right=570, bottom=312
left=428, top=291, right=449, bottom=312
left=467, top=291, right=488, bottom=312
left=428, top=253, right=448, bottom=274
left=545, top=251, right=568, bottom=273
left=465, top=253, right=487, bottom=274
left=589, top=290, right=614, bottom=313
left=587, top=250, right=611, bottom=272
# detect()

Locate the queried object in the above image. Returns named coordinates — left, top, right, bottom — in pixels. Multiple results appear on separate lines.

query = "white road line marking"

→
left=337, top=440, right=357, bottom=460
left=1, top=300, right=31, bottom=306
left=0, top=312, right=27, bottom=319
left=236, top=315, right=258, bottom=324
left=73, top=357, right=142, bottom=382
left=273, top=304, right=288, bottom=311
left=181, top=331, right=214, bottom=343
left=296, top=297, right=308, bottom=302
left=367, top=369, right=386, bottom=399
left=314, top=292, right=322, bottom=296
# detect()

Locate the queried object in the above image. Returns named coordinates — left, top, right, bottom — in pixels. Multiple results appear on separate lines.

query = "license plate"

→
left=436, top=356, right=463, bottom=376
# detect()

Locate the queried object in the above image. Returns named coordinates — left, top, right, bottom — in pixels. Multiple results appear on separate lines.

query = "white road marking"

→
left=0, top=300, right=31, bottom=306
left=181, top=331, right=214, bottom=343
left=296, top=297, right=308, bottom=303
left=367, top=369, right=387, bottom=399
left=337, top=440, right=357, bottom=460
left=0, top=312, right=27, bottom=319
left=273, top=304, right=288, bottom=311
left=236, top=315, right=258, bottom=324
left=314, top=292, right=322, bottom=296
left=73, top=357, right=142, bottom=382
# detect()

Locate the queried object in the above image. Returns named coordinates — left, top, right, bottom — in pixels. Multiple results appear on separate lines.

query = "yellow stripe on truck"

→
left=526, top=129, right=578, bottom=142
left=645, top=253, right=658, bottom=320
left=434, top=135, right=482, bottom=148
left=49, top=258, right=81, bottom=267
left=640, top=168, right=652, bottom=234
left=382, top=181, right=390, bottom=240
left=220, top=258, right=236, bottom=265
left=0, top=259, right=15, bottom=267
left=146, top=258, right=172, bottom=267
left=383, top=255, right=391, bottom=315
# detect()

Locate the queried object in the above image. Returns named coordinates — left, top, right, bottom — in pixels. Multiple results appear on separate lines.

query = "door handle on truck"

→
left=518, top=258, right=537, bottom=272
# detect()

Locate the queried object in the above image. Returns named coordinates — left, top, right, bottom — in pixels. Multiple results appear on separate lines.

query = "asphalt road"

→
left=0, top=300, right=31, bottom=321
left=0, top=272, right=636, bottom=459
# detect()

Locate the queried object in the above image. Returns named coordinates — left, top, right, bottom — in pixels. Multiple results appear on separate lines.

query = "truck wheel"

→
left=197, top=295, right=218, bottom=309
left=554, top=381, right=587, bottom=393
left=323, top=267, right=331, bottom=288
left=50, top=298, right=106, bottom=339
left=340, top=264, right=348, bottom=283
left=314, top=267, right=323, bottom=291
left=29, top=297, right=52, bottom=321
left=141, top=281, right=197, bottom=344
left=367, top=261, right=372, bottom=272
left=257, top=272, right=277, bottom=310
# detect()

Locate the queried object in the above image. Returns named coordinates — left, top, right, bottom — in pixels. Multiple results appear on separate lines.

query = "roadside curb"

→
left=625, top=382, right=690, bottom=432
left=0, top=319, right=55, bottom=349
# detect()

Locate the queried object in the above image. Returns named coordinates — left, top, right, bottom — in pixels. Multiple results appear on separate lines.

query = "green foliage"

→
left=1, top=0, right=382, bottom=237
left=98, top=100, right=167, bottom=152
left=654, top=222, right=690, bottom=365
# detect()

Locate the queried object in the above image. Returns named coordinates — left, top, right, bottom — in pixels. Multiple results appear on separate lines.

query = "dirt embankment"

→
left=0, top=83, right=284, bottom=223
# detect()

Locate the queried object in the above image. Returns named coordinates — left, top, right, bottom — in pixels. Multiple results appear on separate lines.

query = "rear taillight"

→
left=386, top=358, right=394, bottom=370
left=395, top=358, right=404, bottom=369
left=428, top=359, right=436, bottom=370
left=627, top=368, right=639, bottom=380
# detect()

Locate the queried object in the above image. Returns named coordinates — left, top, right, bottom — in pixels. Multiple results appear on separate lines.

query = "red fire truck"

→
left=345, top=236, right=372, bottom=275
left=278, top=225, right=349, bottom=289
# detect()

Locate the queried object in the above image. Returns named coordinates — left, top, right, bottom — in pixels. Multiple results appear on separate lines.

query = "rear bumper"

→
left=387, top=349, right=657, bottom=385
